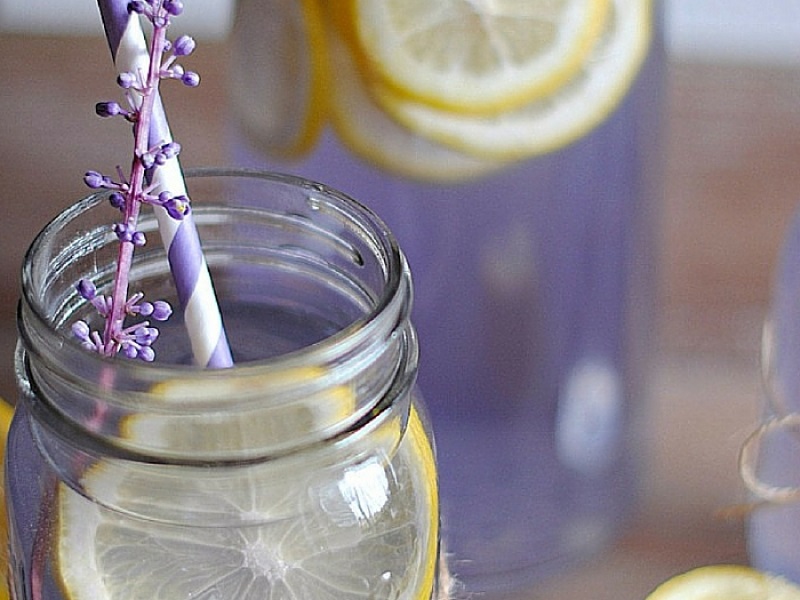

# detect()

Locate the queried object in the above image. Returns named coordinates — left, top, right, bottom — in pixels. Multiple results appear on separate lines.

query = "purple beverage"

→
left=229, top=0, right=665, bottom=593
left=747, top=208, right=800, bottom=584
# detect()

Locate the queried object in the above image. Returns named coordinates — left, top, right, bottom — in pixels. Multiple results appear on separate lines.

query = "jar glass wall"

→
left=8, top=169, right=440, bottom=600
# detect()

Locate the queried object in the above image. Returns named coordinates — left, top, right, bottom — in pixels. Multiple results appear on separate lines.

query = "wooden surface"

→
left=3, top=34, right=800, bottom=598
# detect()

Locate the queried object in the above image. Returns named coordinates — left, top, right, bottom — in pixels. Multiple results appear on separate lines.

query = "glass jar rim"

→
left=20, top=167, right=408, bottom=381
left=17, top=167, right=416, bottom=459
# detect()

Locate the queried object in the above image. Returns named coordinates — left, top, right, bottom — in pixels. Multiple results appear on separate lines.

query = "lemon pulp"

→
left=349, top=0, right=611, bottom=114
left=55, top=407, right=438, bottom=600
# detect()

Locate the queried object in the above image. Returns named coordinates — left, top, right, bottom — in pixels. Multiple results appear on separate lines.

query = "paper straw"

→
left=97, top=0, right=233, bottom=368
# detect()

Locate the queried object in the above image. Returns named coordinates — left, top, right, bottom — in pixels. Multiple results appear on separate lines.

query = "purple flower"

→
left=160, top=141, right=181, bottom=159
left=95, top=101, right=123, bottom=118
left=75, top=0, right=195, bottom=363
left=109, top=192, right=125, bottom=210
left=150, top=300, right=172, bottom=321
left=83, top=171, right=107, bottom=189
left=137, top=346, right=156, bottom=362
left=165, top=195, right=191, bottom=220
left=117, top=72, right=137, bottom=89
left=71, top=320, right=91, bottom=341
left=164, top=0, right=184, bottom=16
left=113, top=223, right=133, bottom=243
left=77, top=279, right=97, bottom=300
left=173, top=35, right=195, bottom=56
left=181, top=71, right=200, bottom=87
left=139, top=151, right=156, bottom=170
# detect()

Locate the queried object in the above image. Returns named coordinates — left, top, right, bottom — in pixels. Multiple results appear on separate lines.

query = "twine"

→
left=737, top=319, right=800, bottom=508
left=739, top=413, right=800, bottom=506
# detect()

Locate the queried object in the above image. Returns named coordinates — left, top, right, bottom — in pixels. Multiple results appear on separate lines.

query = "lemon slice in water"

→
left=326, top=19, right=510, bottom=183
left=350, top=0, right=610, bottom=114
left=229, top=0, right=328, bottom=157
left=646, top=565, right=800, bottom=600
left=56, top=406, right=439, bottom=600
left=376, top=0, right=652, bottom=161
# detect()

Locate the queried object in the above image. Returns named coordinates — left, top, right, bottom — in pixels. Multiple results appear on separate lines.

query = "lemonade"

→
left=229, top=0, right=664, bottom=592
left=8, top=170, right=441, bottom=600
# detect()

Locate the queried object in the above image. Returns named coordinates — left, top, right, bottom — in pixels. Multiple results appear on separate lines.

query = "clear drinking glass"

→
left=746, top=208, right=800, bottom=585
left=229, top=0, right=665, bottom=593
left=8, top=168, right=441, bottom=599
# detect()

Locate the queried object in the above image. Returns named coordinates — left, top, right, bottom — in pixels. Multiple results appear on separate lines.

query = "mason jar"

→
left=8, top=168, right=441, bottom=600
left=229, top=0, right=665, bottom=592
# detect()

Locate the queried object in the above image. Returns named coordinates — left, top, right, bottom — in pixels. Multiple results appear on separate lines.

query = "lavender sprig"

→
left=74, top=0, right=197, bottom=361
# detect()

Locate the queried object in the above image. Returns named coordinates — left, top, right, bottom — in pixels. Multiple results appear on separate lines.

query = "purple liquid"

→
left=229, top=29, right=665, bottom=592
left=748, top=207, right=800, bottom=584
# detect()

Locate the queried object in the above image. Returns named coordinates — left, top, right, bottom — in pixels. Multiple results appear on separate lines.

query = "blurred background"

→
left=2, top=1, right=800, bottom=597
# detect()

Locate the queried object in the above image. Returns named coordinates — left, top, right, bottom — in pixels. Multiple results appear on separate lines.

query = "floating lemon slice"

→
left=646, top=565, right=800, bottom=600
left=119, top=366, right=358, bottom=460
left=229, top=0, right=327, bottom=157
left=326, top=20, right=510, bottom=183
left=375, top=0, right=652, bottom=161
left=350, top=0, right=610, bottom=115
left=56, top=406, right=439, bottom=600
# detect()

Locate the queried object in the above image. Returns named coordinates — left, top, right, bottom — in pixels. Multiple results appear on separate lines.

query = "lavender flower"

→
left=74, top=1, right=196, bottom=361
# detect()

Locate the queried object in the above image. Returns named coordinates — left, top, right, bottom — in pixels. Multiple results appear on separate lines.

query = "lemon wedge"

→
left=349, top=0, right=611, bottom=115
left=646, top=565, right=800, bottom=600
left=326, top=18, right=510, bottom=183
left=375, top=0, right=652, bottom=161
left=56, top=407, right=439, bottom=600
left=229, top=0, right=328, bottom=157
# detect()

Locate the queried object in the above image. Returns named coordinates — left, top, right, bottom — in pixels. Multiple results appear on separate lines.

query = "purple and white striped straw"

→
left=97, top=0, right=233, bottom=368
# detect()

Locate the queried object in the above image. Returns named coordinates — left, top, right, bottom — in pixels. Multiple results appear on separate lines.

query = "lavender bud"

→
left=137, top=301, right=154, bottom=317
left=132, top=231, right=146, bottom=246
left=127, top=1, right=145, bottom=14
left=164, top=0, right=184, bottom=16
left=167, top=64, right=185, bottom=79
left=151, top=300, right=172, bottom=321
left=139, top=152, right=156, bottom=170
left=138, top=346, right=155, bottom=362
left=134, top=326, right=158, bottom=345
left=114, top=223, right=132, bottom=243
left=117, top=72, right=137, bottom=89
left=109, top=192, right=125, bottom=210
left=122, top=343, right=139, bottom=359
left=84, top=171, right=106, bottom=189
left=160, top=141, right=181, bottom=159
left=95, top=101, right=122, bottom=118
left=165, top=196, right=190, bottom=220
left=173, top=35, right=195, bottom=56
left=72, top=320, right=91, bottom=341
left=181, top=71, right=200, bottom=87
left=77, top=279, right=97, bottom=300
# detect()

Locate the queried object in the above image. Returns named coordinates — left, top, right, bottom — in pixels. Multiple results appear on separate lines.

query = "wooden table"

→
left=4, top=34, right=800, bottom=598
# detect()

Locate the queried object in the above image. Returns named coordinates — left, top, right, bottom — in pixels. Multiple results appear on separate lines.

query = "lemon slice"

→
left=350, top=0, right=611, bottom=114
left=118, top=366, right=358, bottom=460
left=229, top=0, right=327, bottom=157
left=375, top=0, right=652, bottom=160
left=646, top=565, right=800, bottom=600
left=326, top=19, right=510, bottom=183
left=56, top=407, right=439, bottom=600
